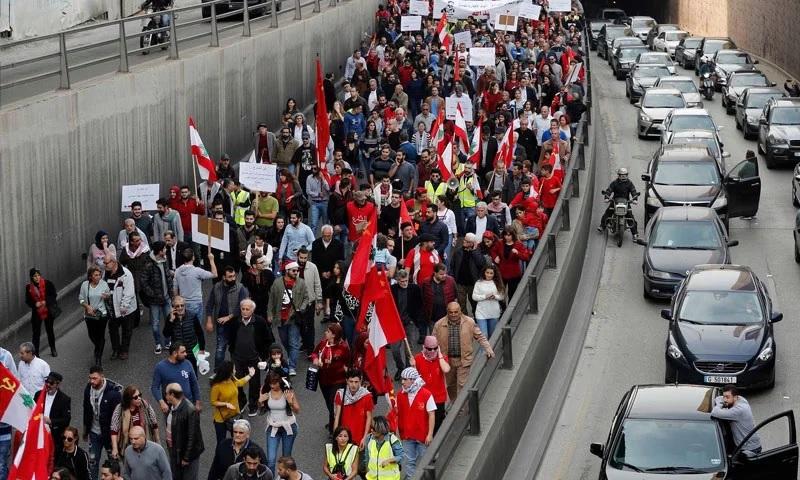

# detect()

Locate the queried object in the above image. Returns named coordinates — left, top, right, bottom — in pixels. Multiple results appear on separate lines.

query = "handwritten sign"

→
left=517, top=2, right=541, bottom=19
left=468, top=46, right=495, bottom=66
left=409, top=0, right=430, bottom=15
left=191, top=214, right=230, bottom=252
left=239, top=162, right=278, bottom=193
left=453, top=30, right=472, bottom=48
left=493, top=13, right=518, bottom=31
left=548, top=0, right=571, bottom=12
left=121, top=184, right=159, bottom=212
left=400, top=15, right=422, bottom=32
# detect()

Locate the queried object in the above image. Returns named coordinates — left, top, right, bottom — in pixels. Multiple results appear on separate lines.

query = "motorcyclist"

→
left=698, top=57, right=714, bottom=78
left=139, top=0, right=173, bottom=28
left=597, top=167, right=639, bottom=240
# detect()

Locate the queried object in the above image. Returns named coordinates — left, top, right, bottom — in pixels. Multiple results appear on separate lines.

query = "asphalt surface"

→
left=534, top=47, right=800, bottom=479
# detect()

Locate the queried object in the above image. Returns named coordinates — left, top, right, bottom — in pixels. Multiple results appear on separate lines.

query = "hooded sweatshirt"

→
left=153, top=209, right=184, bottom=242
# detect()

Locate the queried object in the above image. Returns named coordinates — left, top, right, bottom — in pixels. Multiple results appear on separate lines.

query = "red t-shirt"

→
left=539, top=175, right=563, bottom=209
left=280, top=277, right=296, bottom=322
left=414, top=353, right=448, bottom=403
left=345, top=201, right=377, bottom=241
left=404, top=247, right=438, bottom=284
left=334, top=390, right=375, bottom=444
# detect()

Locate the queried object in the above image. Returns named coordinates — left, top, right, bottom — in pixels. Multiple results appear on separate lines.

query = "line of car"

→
left=587, top=10, right=800, bottom=479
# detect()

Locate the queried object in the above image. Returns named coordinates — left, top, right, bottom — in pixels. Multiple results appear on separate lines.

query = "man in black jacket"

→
left=165, top=383, right=204, bottom=480
left=83, top=366, right=122, bottom=480
left=391, top=269, right=424, bottom=345
left=419, top=207, right=450, bottom=259
left=162, top=296, right=202, bottom=373
left=311, top=225, right=345, bottom=322
left=35, top=371, right=71, bottom=447
left=227, top=299, right=274, bottom=415
left=140, top=241, right=173, bottom=354
left=597, top=167, right=640, bottom=239
left=447, top=233, right=486, bottom=315
left=207, top=420, right=267, bottom=480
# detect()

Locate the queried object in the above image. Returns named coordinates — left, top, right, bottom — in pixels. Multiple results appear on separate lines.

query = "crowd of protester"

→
left=10, top=1, right=586, bottom=479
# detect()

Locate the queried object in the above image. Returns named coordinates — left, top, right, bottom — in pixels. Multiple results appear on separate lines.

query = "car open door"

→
left=726, top=410, right=798, bottom=480
left=725, top=159, right=761, bottom=218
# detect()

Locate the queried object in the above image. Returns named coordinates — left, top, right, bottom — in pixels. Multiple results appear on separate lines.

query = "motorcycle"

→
left=603, top=192, right=639, bottom=247
left=700, top=73, right=714, bottom=101
left=140, top=9, right=171, bottom=54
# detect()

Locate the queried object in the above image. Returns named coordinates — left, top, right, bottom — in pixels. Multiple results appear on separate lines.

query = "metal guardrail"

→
left=418, top=35, right=593, bottom=480
left=0, top=0, right=336, bottom=94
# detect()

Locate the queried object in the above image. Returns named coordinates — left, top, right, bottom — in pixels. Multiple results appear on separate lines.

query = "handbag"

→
left=82, top=283, right=106, bottom=321
left=305, top=366, right=319, bottom=391
left=49, top=302, right=62, bottom=320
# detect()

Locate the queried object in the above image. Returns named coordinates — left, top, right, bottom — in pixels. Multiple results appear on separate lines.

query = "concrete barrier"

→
left=0, top=0, right=376, bottom=328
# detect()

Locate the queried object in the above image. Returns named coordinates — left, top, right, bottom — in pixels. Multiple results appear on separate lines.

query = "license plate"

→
left=794, top=152, right=800, bottom=157
left=705, top=375, right=737, bottom=384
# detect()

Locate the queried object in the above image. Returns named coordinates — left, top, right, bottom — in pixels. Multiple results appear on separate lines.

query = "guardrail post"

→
left=270, top=0, right=278, bottom=27
left=572, top=168, right=579, bottom=197
left=585, top=99, right=592, bottom=126
left=546, top=233, right=557, bottom=269
left=528, top=275, right=538, bottom=314
left=58, top=33, right=70, bottom=89
left=561, top=198, right=571, bottom=231
left=313, top=0, right=321, bottom=13
left=577, top=141, right=586, bottom=170
left=118, top=20, right=129, bottom=73
left=294, top=0, right=302, bottom=20
left=500, top=326, right=513, bottom=370
left=210, top=2, right=220, bottom=46
left=168, top=12, right=179, bottom=59
left=467, top=388, right=480, bottom=435
left=242, top=1, right=252, bottom=37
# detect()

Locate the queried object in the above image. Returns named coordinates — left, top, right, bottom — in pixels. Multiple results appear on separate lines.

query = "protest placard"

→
left=191, top=214, right=230, bottom=252
left=468, top=46, right=495, bottom=66
left=400, top=15, right=422, bottom=32
left=565, top=62, right=583, bottom=85
left=517, top=2, right=541, bottom=19
left=453, top=30, right=473, bottom=48
left=121, top=184, right=159, bottom=212
left=409, top=0, right=429, bottom=15
left=445, top=96, right=473, bottom=121
left=239, top=162, right=278, bottom=193
left=548, top=0, right=571, bottom=12
left=493, top=13, right=518, bottom=31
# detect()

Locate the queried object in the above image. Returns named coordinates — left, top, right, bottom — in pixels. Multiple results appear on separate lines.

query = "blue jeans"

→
left=266, top=424, right=297, bottom=474
left=341, top=312, right=355, bottom=347
left=477, top=317, right=499, bottom=340
left=402, top=439, right=427, bottom=479
left=460, top=206, right=476, bottom=228
left=277, top=323, right=301, bottom=370
left=148, top=300, right=171, bottom=346
left=0, top=427, right=10, bottom=480
left=309, top=201, right=327, bottom=235
left=88, top=431, right=106, bottom=480
left=185, top=301, right=205, bottom=351
left=335, top=224, right=349, bottom=256
left=214, top=323, right=231, bottom=367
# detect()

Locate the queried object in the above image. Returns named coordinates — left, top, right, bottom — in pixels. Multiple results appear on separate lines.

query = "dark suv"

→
left=661, top=265, right=781, bottom=389
left=695, top=37, right=737, bottom=76
left=598, top=24, right=634, bottom=59
left=590, top=384, right=798, bottom=479
left=757, top=97, right=800, bottom=168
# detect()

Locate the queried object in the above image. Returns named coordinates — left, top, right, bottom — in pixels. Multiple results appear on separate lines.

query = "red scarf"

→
left=28, top=278, right=48, bottom=319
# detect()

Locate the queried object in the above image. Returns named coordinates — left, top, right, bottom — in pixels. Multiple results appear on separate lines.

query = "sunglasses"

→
left=424, top=347, right=438, bottom=351
left=132, top=394, right=142, bottom=400
left=63, top=436, right=75, bottom=442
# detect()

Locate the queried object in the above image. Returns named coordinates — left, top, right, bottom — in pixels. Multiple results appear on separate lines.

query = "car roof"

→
left=715, top=49, right=748, bottom=56
left=770, top=97, right=800, bottom=107
left=665, top=30, right=688, bottom=35
left=644, top=87, right=683, bottom=96
left=704, top=37, right=734, bottom=42
left=629, top=16, right=656, bottom=20
left=670, top=108, right=710, bottom=117
left=686, top=265, right=757, bottom=291
left=729, top=70, right=765, bottom=77
left=670, top=129, right=715, bottom=140
left=742, top=87, right=783, bottom=96
left=684, top=36, right=704, bottom=41
left=641, top=51, right=671, bottom=57
left=628, top=385, right=717, bottom=420
left=656, top=206, right=719, bottom=222
left=658, top=144, right=716, bottom=162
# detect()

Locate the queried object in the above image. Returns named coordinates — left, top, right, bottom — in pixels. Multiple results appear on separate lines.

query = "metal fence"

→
left=0, top=0, right=336, bottom=94
left=418, top=38, right=594, bottom=480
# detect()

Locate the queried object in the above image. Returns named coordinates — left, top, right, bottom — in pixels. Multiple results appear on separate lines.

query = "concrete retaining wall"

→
left=0, top=0, right=375, bottom=325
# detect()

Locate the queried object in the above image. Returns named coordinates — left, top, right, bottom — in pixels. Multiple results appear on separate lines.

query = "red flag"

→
left=189, top=117, right=218, bottom=183
left=544, top=16, right=550, bottom=38
left=356, top=268, right=406, bottom=343
left=435, top=13, right=448, bottom=44
left=454, top=50, right=461, bottom=83
left=8, top=388, right=52, bottom=480
left=343, top=221, right=376, bottom=298
left=550, top=138, right=564, bottom=181
left=453, top=104, right=470, bottom=154
left=561, top=47, right=574, bottom=82
left=467, top=116, right=483, bottom=166
left=385, top=383, right=399, bottom=432
left=314, top=59, right=332, bottom=183
left=399, top=198, right=413, bottom=226
left=364, top=342, right=388, bottom=394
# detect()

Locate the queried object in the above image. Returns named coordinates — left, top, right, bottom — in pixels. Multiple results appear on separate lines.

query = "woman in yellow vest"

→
left=362, top=416, right=403, bottom=480
left=323, top=426, right=359, bottom=480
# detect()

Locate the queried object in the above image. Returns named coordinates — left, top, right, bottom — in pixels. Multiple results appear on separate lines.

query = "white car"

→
left=636, top=88, right=686, bottom=139
left=654, top=75, right=704, bottom=108
left=653, top=30, right=689, bottom=57
left=636, top=51, right=677, bottom=75
left=658, top=108, right=722, bottom=143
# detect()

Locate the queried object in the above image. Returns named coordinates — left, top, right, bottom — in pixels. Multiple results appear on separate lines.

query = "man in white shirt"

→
left=17, top=341, right=50, bottom=394
left=366, top=78, right=381, bottom=112
left=534, top=105, right=553, bottom=147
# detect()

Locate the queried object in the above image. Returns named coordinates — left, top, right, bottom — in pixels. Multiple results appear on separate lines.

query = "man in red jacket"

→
left=404, top=233, right=439, bottom=284
left=420, top=264, right=457, bottom=336
left=171, top=185, right=206, bottom=243
left=345, top=190, right=377, bottom=242
left=397, top=367, right=435, bottom=480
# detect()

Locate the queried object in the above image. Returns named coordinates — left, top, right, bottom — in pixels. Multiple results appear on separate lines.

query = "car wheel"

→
left=665, top=364, right=677, bottom=384
left=757, top=140, right=764, bottom=154
left=735, top=116, right=742, bottom=130
left=765, top=370, right=775, bottom=390
left=765, top=152, right=776, bottom=169
left=793, top=185, right=799, bottom=207
left=643, top=285, right=652, bottom=299
left=722, top=216, right=730, bottom=233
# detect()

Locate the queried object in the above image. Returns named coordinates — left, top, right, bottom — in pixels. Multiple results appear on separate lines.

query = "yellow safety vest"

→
left=366, top=434, right=401, bottom=480
left=425, top=181, right=447, bottom=204
left=232, top=189, right=250, bottom=226
left=325, top=443, right=358, bottom=476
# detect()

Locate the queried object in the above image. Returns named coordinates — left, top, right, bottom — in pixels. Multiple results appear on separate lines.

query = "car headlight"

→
left=667, top=334, right=684, bottom=359
left=746, top=115, right=758, bottom=125
left=711, top=195, right=727, bottom=209
left=640, top=112, right=651, bottom=122
left=757, top=337, right=774, bottom=362
left=646, top=193, right=662, bottom=207
left=648, top=268, right=674, bottom=280
left=768, top=135, right=788, bottom=146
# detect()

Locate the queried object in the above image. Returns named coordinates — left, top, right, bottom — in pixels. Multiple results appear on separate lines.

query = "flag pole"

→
left=404, top=337, right=414, bottom=362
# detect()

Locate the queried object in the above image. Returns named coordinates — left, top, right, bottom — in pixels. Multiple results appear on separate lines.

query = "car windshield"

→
left=632, top=19, right=656, bottom=29
left=672, top=137, right=719, bottom=157
left=770, top=107, right=800, bottom=125
left=607, top=28, right=628, bottom=40
left=660, top=80, right=698, bottom=94
left=665, top=32, right=688, bottom=41
left=610, top=419, right=724, bottom=473
left=683, top=39, right=702, bottom=48
left=705, top=40, right=735, bottom=54
left=715, top=53, right=751, bottom=64
left=654, top=161, right=719, bottom=186
left=652, top=221, right=721, bottom=249
left=644, top=93, right=686, bottom=108
left=679, top=290, right=764, bottom=325
left=746, top=93, right=781, bottom=109
left=670, top=115, right=716, bottom=131
left=639, top=55, right=670, bottom=65
left=620, top=48, right=647, bottom=60
left=635, top=66, right=671, bottom=78
left=730, top=75, right=769, bottom=87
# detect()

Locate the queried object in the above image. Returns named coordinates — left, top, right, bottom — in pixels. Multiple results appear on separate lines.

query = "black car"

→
left=590, top=384, right=799, bottom=479
left=589, top=20, right=614, bottom=50
left=734, top=87, right=784, bottom=139
left=695, top=37, right=737, bottom=76
left=662, top=265, right=782, bottom=390
left=722, top=71, right=773, bottom=115
left=757, top=97, right=800, bottom=168
left=637, top=206, right=736, bottom=299
left=642, top=144, right=761, bottom=227
left=675, top=36, right=703, bottom=69
left=201, top=0, right=281, bottom=18
left=625, top=65, right=672, bottom=104
left=711, top=50, right=758, bottom=91
left=598, top=24, right=634, bottom=59
left=611, top=45, right=648, bottom=80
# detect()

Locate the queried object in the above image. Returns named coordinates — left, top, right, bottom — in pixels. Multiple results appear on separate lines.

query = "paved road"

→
left=534, top=45, right=800, bottom=479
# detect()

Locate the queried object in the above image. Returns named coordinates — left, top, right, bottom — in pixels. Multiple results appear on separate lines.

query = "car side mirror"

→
left=721, top=151, right=730, bottom=158
left=771, top=312, right=784, bottom=323
left=634, top=101, right=642, bottom=108
left=655, top=124, right=666, bottom=131
left=661, top=309, right=672, bottom=320
left=753, top=59, right=759, bottom=64
left=717, top=125, right=724, bottom=131
left=590, top=442, right=605, bottom=458
left=641, top=173, right=651, bottom=182
left=727, top=240, right=739, bottom=247
left=771, top=82, right=777, bottom=87
left=635, top=238, right=647, bottom=246
left=759, top=117, right=767, bottom=125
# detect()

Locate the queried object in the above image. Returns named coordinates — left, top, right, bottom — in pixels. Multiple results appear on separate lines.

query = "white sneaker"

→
left=154, top=344, right=162, bottom=355
left=289, top=368, right=297, bottom=377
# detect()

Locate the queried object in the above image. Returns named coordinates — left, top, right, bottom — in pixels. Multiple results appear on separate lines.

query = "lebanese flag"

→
left=343, top=220, right=376, bottom=299
left=314, top=59, right=332, bottom=183
left=561, top=47, right=575, bottom=82
left=437, top=141, right=455, bottom=180
left=493, top=120, right=519, bottom=169
left=454, top=50, right=461, bottom=83
left=550, top=139, right=564, bottom=181
left=8, top=387, right=52, bottom=480
left=467, top=116, right=483, bottom=166
left=435, top=13, right=451, bottom=52
left=453, top=104, right=470, bottom=154
left=189, top=117, right=218, bottom=183
left=430, top=108, right=446, bottom=150
left=0, top=364, right=33, bottom=433
left=543, top=16, right=550, bottom=38
left=399, top=198, right=413, bottom=227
